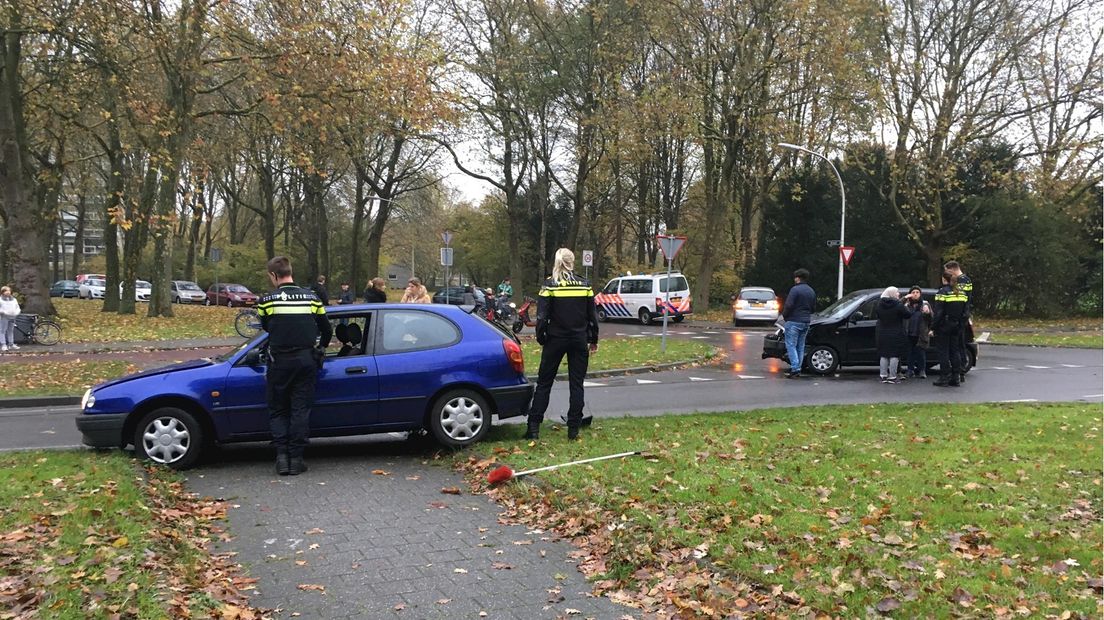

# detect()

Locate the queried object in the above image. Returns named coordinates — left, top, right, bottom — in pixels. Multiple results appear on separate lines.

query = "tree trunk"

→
left=72, top=193, right=87, bottom=276
left=350, top=174, right=365, bottom=292
left=185, top=177, right=203, bottom=281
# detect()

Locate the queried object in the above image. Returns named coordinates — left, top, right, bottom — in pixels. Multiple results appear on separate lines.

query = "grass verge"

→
left=986, top=332, right=1102, bottom=349
left=0, top=360, right=135, bottom=397
left=49, top=298, right=240, bottom=342
left=521, top=337, right=718, bottom=373
left=0, top=450, right=263, bottom=618
left=458, top=403, right=1103, bottom=618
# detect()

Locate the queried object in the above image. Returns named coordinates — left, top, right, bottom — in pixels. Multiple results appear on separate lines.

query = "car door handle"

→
left=345, top=366, right=368, bottom=375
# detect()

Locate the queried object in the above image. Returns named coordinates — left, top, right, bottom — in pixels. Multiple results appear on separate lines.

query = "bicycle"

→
left=234, top=308, right=262, bottom=338
left=10, top=314, right=62, bottom=346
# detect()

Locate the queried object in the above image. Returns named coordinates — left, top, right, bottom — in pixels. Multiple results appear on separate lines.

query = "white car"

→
left=121, top=280, right=152, bottom=302
left=595, top=272, right=693, bottom=325
left=732, top=286, right=780, bottom=324
left=171, top=280, right=206, bottom=304
left=79, top=278, right=106, bottom=299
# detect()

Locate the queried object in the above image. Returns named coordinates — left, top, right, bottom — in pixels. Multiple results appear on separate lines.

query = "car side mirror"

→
left=849, top=311, right=864, bottom=323
left=243, top=349, right=264, bottom=366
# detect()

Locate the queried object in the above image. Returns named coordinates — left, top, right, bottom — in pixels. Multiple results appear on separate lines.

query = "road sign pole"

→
left=661, top=256, right=672, bottom=353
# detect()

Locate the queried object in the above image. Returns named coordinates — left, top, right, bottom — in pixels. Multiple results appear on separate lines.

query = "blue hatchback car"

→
left=76, top=304, right=534, bottom=469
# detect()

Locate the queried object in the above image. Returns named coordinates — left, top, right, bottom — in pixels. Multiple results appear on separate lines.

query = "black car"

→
left=50, top=280, right=80, bottom=298
left=432, top=286, right=469, bottom=305
left=762, top=288, right=978, bottom=375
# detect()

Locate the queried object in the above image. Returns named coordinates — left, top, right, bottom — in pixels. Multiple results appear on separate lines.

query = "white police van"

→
left=595, top=272, right=693, bottom=325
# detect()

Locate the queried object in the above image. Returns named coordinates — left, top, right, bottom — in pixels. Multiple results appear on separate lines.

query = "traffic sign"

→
left=826, top=240, right=841, bottom=247
left=581, top=250, right=594, bottom=267
left=441, top=230, right=453, bottom=245
left=440, top=247, right=453, bottom=266
left=656, top=235, right=687, bottom=260
left=840, top=246, right=855, bottom=266
left=210, top=248, right=222, bottom=263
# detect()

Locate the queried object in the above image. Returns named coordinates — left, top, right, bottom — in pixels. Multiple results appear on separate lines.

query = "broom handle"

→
left=513, top=451, right=640, bottom=477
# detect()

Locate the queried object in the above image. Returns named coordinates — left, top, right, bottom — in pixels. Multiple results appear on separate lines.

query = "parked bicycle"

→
left=12, top=314, right=62, bottom=346
left=234, top=308, right=262, bottom=338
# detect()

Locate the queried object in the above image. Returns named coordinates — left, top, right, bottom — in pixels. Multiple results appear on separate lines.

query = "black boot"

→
left=275, top=448, right=290, bottom=476
left=288, top=451, right=307, bottom=475
left=567, top=425, right=580, bottom=440
left=523, top=418, right=541, bottom=440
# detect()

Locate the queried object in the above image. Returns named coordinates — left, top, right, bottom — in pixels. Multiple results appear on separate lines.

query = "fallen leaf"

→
left=453, top=568, right=468, bottom=574
left=436, top=598, right=451, bottom=605
left=393, top=603, right=406, bottom=611
left=112, top=536, right=129, bottom=548
left=441, top=487, right=462, bottom=495
left=304, top=528, right=324, bottom=535
left=876, top=597, right=901, bottom=613
left=372, top=469, right=390, bottom=476
left=297, top=584, right=326, bottom=593
left=491, top=562, right=513, bottom=570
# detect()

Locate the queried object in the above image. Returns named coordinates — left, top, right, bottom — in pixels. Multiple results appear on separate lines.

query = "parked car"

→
left=595, top=272, right=693, bottom=325
left=50, top=280, right=80, bottom=298
left=205, top=283, right=258, bottom=307
left=761, top=287, right=978, bottom=375
left=79, top=278, right=106, bottom=299
left=171, top=280, right=207, bottom=304
left=121, top=280, right=152, bottom=302
left=732, top=286, right=780, bottom=324
left=75, top=273, right=106, bottom=284
left=432, top=286, right=469, bottom=305
left=75, top=304, right=534, bottom=469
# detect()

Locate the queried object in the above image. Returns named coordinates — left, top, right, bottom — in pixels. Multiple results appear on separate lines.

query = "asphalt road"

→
left=2, top=320, right=1100, bottom=452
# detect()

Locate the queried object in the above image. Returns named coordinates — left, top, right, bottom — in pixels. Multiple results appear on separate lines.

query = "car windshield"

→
left=88, top=279, right=104, bottom=287
left=740, top=289, right=775, bottom=302
left=179, top=282, right=201, bottom=290
left=227, top=285, right=250, bottom=293
left=816, top=290, right=867, bottom=318
left=215, top=338, right=258, bottom=362
left=136, top=281, right=151, bottom=288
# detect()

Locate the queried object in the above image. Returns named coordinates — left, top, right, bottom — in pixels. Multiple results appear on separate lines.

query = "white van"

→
left=595, top=272, right=693, bottom=325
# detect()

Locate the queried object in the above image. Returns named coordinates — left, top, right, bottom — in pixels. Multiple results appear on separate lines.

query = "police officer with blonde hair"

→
left=525, top=248, right=599, bottom=440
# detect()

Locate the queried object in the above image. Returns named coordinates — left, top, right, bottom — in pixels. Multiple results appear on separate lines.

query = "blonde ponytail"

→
left=552, top=248, right=575, bottom=282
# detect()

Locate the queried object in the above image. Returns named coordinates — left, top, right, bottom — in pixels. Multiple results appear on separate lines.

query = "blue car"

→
left=76, top=304, right=534, bottom=469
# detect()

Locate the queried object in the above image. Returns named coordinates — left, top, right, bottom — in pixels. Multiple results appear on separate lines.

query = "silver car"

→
left=171, top=280, right=207, bottom=304
left=732, top=286, right=780, bottom=325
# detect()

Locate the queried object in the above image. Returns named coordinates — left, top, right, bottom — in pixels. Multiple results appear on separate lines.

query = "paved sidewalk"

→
left=188, top=438, right=639, bottom=619
left=13, top=336, right=241, bottom=355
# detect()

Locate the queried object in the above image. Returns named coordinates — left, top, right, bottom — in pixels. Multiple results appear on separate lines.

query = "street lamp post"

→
left=777, top=142, right=846, bottom=301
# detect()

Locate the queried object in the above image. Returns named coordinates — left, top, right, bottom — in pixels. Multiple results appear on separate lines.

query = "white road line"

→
left=1060, top=364, right=1085, bottom=368
left=703, top=331, right=721, bottom=334
left=1024, top=365, right=1050, bottom=369
left=688, top=377, right=714, bottom=382
left=582, top=381, right=606, bottom=387
left=989, top=366, right=1012, bottom=370
left=1000, top=399, right=1039, bottom=403
left=690, top=336, right=711, bottom=339
left=1082, top=394, right=1104, bottom=399
left=737, top=374, right=764, bottom=379
left=636, top=379, right=661, bottom=384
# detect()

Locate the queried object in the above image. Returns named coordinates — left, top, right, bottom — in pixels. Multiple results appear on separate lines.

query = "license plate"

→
left=751, top=302, right=764, bottom=307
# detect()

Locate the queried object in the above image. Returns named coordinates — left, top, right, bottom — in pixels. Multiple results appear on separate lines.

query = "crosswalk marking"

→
left=1025, top=365, right=1050, bottom=369
left=583, top=381, right=606, bottom=387
left=688, top=377, right=714, bottom=382
left=636, top=379, right=661, bottom=384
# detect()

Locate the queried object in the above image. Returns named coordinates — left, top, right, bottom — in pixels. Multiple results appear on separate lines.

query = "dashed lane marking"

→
left=688, top=377, right=714, bottom=382
left=583, top=381, right=607, bottom=387
left=1024, top=365, right=1050, bottom=369
left=737, top=374, right=764, bottom=379
left=636, top=379, right=661, bottom=384
left=691, top=336, right=711, bottom=339
left=1060, top=364, right=1085, bottom=368
left=989, top=366, right=1012, bottom=370
left=1082, top=394, right=1104, bottom=399
left=1000, top=399, right=1039, bottom=403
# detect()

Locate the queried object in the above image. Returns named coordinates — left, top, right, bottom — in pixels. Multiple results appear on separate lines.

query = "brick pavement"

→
left=187, top=437, right=639, bottom=620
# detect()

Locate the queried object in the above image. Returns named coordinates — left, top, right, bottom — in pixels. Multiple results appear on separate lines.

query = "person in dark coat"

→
left=363, top=277, right=387, bottom=303
left=903, top=285, right=932, bottom=379
left=873, top=286, right=912, bottom=384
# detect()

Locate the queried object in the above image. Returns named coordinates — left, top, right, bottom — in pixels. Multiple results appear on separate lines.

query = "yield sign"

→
left=656, top=235, right=687, bottom=260
left=840, top=246, right=856, bottom=266
left=440, top=230, right=453, bottom=245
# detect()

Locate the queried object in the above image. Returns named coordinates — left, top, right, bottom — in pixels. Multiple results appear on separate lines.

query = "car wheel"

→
left=227, top=300, right=233, bottom=308
left=673, top=315, right=684, bottom=324
left=427, top=390, right=490, bottom=448
left=203, top=297, right=211, bottom=306
left=806, top=345, right=839, bottom=375
left=638, top=309, right=653, bottom=326
left=134, top=407, right=204, bottom=470
left=597, top=307, right=608, bottom=323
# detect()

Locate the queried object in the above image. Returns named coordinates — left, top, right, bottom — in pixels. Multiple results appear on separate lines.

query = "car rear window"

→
left=659, top=276, right=688, bottom=293
left=739, top=289, right=775, bottom=302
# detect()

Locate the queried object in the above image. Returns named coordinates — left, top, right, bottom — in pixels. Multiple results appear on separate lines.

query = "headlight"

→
left=231, top=295, right=241, bottom=300
left=509, top=302, right=516, bottom=308
left=81, top=389, right=95, bottom=410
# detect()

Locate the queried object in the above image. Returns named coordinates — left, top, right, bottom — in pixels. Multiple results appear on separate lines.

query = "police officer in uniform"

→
left=525, top=248, right=599, bottom=440
left=930, top=270, right=968, bottom=387
left=943, top=261, right=972, bottom=382
left=257, top=256, right=333, bottom=475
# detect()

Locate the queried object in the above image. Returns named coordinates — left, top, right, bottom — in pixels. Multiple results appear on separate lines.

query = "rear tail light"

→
left=735, top=299, right=748, bottom=309
left=502, top=338, right=525, bottom=374
left=767, top=300, right=779, bottom=310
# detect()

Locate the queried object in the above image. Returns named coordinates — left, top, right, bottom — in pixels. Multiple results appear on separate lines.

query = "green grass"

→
left=0, top=360, right=134, bottom=396
left=461, top=403, right=1103, bottom=617
left=987, top=332, right=1102, bottom=348
left=50, top=298, right=239, bottom=342
left=521, top=337, right=717, bottom=373
left=0, top=451, right=257, bottom=618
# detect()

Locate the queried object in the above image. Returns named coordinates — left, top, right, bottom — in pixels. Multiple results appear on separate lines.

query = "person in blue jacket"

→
left=781, top=268, right=816, bottom=378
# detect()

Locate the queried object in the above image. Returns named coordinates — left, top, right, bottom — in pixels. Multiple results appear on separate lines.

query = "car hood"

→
left=93, top=358, right=215, bottom=390
left=772, top=313, right=837, bottom=330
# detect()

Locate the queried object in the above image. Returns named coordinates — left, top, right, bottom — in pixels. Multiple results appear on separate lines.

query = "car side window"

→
left=624, top=280, right=648, bottom=294
left=379, top=310, right=460, bottom=354
left=858, top=297, right=878, bottom=318
left=326, top=315, right=371, bottom=358
left=603, top=280, right=619, bottom=294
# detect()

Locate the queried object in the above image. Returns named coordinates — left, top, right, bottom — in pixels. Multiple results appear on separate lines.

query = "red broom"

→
left=487, top=450, right=641, bottom=485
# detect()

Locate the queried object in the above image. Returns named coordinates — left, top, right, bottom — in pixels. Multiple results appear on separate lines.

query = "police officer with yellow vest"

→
left=931, top=270, right=969, bottom=387
left=944, top=260, right=973, bottom=383
left=525, top=249, right=599, bottom=441
left=257, top=256, right=333, bottom=475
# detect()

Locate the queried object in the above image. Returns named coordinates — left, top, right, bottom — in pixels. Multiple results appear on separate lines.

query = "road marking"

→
left=583, top=381, right=606, bottom=387
left=737, top=374, right=764, bottom=379
left=1000, top=399, right=1039, bottom=403
left=636, top=379, right=661, bottom=384
left=1082, top=394, right=1104, bottom=399
left=703, top=331, right=721, bottom=334
left=989, top=366, right=1012, bottom=370
left=1060, top=364, right=1085, bottom=368
left=688, top=377, right=714, bottom=382
left=691, top=336, right=711, bottom=339
left=1024, top=365, right=1050, bottom=369
left=977, top=331, right=991, bottom=343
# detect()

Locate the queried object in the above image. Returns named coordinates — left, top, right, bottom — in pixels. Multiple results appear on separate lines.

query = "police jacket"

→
left=931, top=284, right=969, bottom=334
left=257, top=283, right=333, bottom=354
left=956, top=273, right=974, bottom=310
left=535, top=272, right=599, bottom=344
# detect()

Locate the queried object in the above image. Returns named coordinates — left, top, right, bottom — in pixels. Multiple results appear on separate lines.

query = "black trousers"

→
left=934, top=328, right=963, bottom=381
left=266, top=351, right=318, bottom=456
left=956, top=327, right=968, bottom=371
left=528, top=336, right=590, bottom=427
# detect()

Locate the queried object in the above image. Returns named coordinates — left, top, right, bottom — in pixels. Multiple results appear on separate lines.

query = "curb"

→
left=0, top=395, right=82, bottom=409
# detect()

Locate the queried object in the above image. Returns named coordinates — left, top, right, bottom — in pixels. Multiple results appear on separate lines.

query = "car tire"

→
left=806, top=345, right=839, bottom=375
left=427, top=389, right=490, bottom=448
left=673, top=316, right=684, bottom=324
left=638, top=309, right=653, bottom=326
left=203, top=297, right=211, bottom=306
left=597, top=307, right=608, bottom=323
left=227, top=300, right=233, bottom=308
left=133, top=407, right=204, bottom=470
